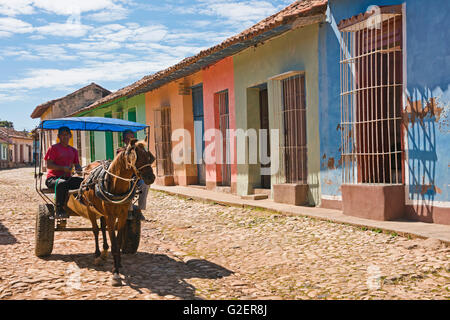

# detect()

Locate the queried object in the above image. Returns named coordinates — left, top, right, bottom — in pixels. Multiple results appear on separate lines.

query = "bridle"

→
left=88, top=152, right=154, bottom=205
left=104, top=149, right=153, bottom=182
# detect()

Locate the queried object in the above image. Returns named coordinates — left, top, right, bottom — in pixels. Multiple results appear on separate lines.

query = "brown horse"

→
left=75, top=138, right=155, bottom=286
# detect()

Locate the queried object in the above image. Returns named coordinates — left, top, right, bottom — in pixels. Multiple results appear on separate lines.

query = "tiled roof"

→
left=0, top=129, right=12, bottom=144
left=0, top=127, right=32, bottom=140
left=30, top=82, right=111, bottom=119
left=70, top=0, right=328, bottom=117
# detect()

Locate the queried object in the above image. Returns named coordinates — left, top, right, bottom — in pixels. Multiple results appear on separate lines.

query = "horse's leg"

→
left=116, top=216, right=127, bottom=268
left=89, top=215, right=103, bottom=266
left=107, top=216, right=122, bottom=286
left=100, top=216, right=109, bottom=261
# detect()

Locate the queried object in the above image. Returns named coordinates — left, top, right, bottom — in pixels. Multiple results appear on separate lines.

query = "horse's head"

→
left=125, top=138, right=156, bottom=185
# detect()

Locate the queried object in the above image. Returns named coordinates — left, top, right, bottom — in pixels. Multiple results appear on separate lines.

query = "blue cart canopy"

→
left=38, top=117, right=149, bottom=132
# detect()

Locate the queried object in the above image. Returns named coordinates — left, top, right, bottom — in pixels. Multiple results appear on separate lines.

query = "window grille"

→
left=154, top=106, right=173, bottom=177
left=282, top=74, right=307, bottom=184
left=339, top=6, right=403, bottom=185
left=217, top=90, right=231, bottom=186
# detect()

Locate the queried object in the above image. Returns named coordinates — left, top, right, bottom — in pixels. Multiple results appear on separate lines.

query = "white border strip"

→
left=321, top=194, right=343, bottom=201
left=406, top=200, right=450, bottom=208
left=402, top=3, right=411, bottom=205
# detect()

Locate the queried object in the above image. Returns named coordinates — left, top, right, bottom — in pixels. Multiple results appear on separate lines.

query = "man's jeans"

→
left=133, top=179, right=149, bottom=211
left=45, top=176, right=84, bottom=208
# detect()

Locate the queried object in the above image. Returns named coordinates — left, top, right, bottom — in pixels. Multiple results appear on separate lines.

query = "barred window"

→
left=339, top=5, right=403, bottom=185
left=216, top=90, right=231, bottom=186
left=282, top=74, right=307, bottom=184
left=154, top=106, right=173, bottom=177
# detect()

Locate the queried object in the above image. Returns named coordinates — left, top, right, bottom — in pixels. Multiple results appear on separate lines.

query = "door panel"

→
left=259, top=88, right=271, bottom=189
left=218, top=90, right=231, bottom=186
left=104, top=112, right=114, bottom=160
left=192, top=85, right=206, bottom=185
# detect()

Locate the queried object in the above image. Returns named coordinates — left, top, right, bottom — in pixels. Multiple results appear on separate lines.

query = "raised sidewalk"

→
left=150, top=184, right=450, bottom=245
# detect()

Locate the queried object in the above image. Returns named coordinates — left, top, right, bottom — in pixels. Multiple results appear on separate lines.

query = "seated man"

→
left=117, top=130, right=149, bottom=220
left=44, top=126, right=83, bottom=218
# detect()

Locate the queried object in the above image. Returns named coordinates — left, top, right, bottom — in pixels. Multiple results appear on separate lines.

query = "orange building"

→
left=146, top=72, right=203, bottom=186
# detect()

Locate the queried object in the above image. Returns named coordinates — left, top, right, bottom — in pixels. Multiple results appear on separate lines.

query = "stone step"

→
left=189, top=185, right=206, bottom=190
left=253, top=188, right=271, bottom=196
left=241, top=194, right=269, bottom=200
left=215, top=186, right=232, bottom=194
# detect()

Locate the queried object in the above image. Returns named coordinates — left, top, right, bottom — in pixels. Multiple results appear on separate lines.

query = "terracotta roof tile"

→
left=0, top=127, right=32, bottom=140
left=31, top=82, right=111, bottom=119
left=70, top=0, right=328, bottom=117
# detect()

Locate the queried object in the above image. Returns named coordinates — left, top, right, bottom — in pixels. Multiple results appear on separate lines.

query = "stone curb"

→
left=150, top=186, right=450, bottom=246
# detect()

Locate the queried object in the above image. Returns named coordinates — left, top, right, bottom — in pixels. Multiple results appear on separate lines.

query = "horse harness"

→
left=77, top=160, right=145, bottom=206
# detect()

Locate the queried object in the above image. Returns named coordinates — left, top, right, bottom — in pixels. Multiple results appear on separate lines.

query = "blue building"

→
left=318, top=0, right=449, bottom=224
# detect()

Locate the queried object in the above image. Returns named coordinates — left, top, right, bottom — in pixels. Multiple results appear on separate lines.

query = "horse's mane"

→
left=111, top=150, right=128, bottom=170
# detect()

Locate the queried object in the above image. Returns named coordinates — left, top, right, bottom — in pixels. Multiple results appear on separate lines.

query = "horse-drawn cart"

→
left=34, top=117, right=154, bottom=260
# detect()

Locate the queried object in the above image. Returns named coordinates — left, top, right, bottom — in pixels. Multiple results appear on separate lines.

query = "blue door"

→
left=192, top=84, right=206, bottom=185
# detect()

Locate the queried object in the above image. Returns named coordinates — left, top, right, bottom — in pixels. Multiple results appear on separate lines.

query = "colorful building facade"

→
left=40, top=0, right=448, bottom=225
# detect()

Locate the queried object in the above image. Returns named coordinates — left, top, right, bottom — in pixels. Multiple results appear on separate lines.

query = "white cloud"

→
left=0, top=92, right=25, bottom=102
left=0, top=17, right=34, bottom=37
left=66, top=40, right=122, bottom=52
left=88, top=23, right=168, bottom=43
left=35, top=22, right=92, bottom=37
left=199, top=1, right=279, bottom=26
left=0, top=57, right=180, bottom=92
left=1, top=44, right=78, bottom=61
left=85, top=4, right=129, bottom=22
left=33, top=44, right=79, bottom=60
left=0, top=0, right=131, bottom=19
left=32, top=0, right=116, bottom=16
left=0, top=0, right=35, bottom=16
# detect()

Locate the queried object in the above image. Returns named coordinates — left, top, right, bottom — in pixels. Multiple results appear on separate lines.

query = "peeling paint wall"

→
left=319, top=0, right=450, bottom=209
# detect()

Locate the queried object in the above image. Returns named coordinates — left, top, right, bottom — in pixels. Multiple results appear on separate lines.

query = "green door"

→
left=105, top=112, right=114, bottom=160
left=128, top=108, right=137, bottom=138
left=89, top=131, right=96, bottom=162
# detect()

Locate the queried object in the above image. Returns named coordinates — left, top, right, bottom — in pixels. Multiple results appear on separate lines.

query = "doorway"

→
left=259, top=87, right=271, bottom=189
left=192, top=84, right=206, bottom=185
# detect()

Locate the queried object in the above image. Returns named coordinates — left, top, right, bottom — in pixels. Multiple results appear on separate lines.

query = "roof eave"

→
left=70, top=0, right=328, bottom=117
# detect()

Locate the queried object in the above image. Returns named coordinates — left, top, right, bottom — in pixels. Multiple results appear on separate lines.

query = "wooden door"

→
left=259, top=88, right=271, bottom=188
left=218, top=90, right=231, bottom=186
left=192, top=85, right=206, bottom=185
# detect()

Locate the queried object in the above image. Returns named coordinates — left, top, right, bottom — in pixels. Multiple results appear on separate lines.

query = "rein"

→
left=80, top=151, right=152, bottom=205
left=103, top=153, right=152, bottom=182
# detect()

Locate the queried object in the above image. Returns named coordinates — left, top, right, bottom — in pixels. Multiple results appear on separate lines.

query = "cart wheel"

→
left=121, top=210, right=141, bottom=254
left=35, top=204, right=55, bottom=257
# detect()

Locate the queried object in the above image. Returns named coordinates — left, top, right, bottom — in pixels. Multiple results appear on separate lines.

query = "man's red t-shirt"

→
left=44, top=143, right=79, bottom=179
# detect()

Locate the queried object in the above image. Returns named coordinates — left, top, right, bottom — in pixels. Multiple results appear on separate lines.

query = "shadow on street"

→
left=44, top=252, right=234, bottom=299
left=0, top=221, right=18, bottom=245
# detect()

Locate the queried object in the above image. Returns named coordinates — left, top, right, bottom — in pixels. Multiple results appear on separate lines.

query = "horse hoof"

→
left=111, top=274, right=122, bottom=287
left=100, top=250, right=108, bottom=261
left=94, top=257, right=104, bottom=266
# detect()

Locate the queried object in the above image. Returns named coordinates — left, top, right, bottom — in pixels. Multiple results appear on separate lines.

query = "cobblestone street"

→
left=0, top=168, right=449, bottom=300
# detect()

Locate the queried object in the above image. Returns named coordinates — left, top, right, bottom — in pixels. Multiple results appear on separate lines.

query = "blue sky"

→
left=0, top=0, right=292, bottom=131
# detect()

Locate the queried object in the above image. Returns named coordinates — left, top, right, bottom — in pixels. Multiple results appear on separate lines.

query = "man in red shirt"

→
left=44, top=126, right=83, bottom=218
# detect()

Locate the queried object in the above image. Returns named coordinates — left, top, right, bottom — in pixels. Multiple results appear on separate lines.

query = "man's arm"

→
left=74, top=163, right=82, bottom=175
left=46, top=159, right=72, bottom=174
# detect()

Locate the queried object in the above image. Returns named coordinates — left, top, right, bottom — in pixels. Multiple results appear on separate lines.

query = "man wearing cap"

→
left=44, top=126, right=83, bottom=218
left=116, top=130, right=149, bottom=220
